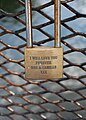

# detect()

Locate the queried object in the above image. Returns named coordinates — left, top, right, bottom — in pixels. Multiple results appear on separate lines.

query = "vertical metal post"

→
left=25, top=0, right=33, bottom=47
left=54, top=0, right=61, bottom=47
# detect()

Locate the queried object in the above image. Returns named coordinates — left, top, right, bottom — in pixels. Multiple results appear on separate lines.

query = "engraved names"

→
left=29, top=56, right=58, bottom=74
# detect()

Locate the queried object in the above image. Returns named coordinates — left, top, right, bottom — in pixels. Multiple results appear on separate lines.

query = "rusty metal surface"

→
left=0, top=0, right=86, bottom=120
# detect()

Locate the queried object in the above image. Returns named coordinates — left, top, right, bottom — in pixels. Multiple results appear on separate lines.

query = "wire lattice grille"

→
left=0, top=0, right=86, bottom=120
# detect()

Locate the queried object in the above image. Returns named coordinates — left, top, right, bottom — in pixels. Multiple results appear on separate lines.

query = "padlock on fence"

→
left=25, top=0, right=63, bottom=80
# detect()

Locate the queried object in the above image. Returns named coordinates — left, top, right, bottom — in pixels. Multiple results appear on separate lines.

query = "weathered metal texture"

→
left=25, top=47, right=63, bottom=79
left=0, top=0, right=86, bottom=120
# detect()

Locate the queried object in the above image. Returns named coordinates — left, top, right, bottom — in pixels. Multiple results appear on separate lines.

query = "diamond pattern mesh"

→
left=0, top=0, right=86, bottom=120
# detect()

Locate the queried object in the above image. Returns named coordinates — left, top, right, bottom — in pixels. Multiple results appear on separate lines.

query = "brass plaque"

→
left=25, top=47, right=63, bottom=80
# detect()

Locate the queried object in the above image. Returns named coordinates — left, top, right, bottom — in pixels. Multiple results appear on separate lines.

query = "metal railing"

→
left=0, top=0, right=86, bottom=120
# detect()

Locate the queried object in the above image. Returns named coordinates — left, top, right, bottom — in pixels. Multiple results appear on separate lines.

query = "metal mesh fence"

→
left=0, top=0, right=86, bottom=120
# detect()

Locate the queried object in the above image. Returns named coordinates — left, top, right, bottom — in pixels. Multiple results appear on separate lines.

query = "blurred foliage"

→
left=0, top=0, right=22, bottom=12
left=0, top=0, right=37, bottom=13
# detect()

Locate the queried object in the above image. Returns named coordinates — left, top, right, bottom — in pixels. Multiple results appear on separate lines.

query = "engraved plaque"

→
left=25, top=46, right=63, bottom=80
